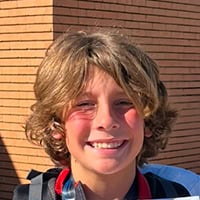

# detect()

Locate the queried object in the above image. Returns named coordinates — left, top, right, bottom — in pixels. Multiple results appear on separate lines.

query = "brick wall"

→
left=0, top=0, right=54, bottom=199
left=0, top=0, right=199, bottom=199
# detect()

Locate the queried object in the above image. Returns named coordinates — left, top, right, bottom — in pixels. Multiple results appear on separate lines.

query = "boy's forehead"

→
left=82, top=66, right=124, bottom=93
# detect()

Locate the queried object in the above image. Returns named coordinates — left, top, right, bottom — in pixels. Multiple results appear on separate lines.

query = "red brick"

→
left=117, top=0, right=132, bottom=5
left=0, top=24, right=52, bottom=34
left=0, top=91, right=34, bottom=99
left=8, top=0, right=49, bottom=8
left=111, top=3, right=125, bottom=12
left=0, top=67, right=37, bottom=75
left=54, top=15, right=78, bottom=25
left=95, top=2, right=112, bottom=10
left=159, top=60, right=200, bottom=67
left=0, top=6, right=52, bottom=17
left=0, top=32, right=53, bottom=42
left=0, top=107, right=29, bottom=116
left=54, top=0, right=78, bottom=8
left=172, top=3, right=200, bottom=13
left=161, top=67, right=200, bottom=74
left=0, top=83, right=34, bottom=91
left=54, top=7, right=86, bottom=17
left=0, top=41, right=51, bottom=50
left=0, top=75, right=35, bottom=83
left=169, top=0, right=200, bottom=5
left=0, top=58, right=42, bottom=66
left=0, top=49, right=46, bottom=58
left=78, top=1, right=96, bottom=9
left=0, top=15, right=52, bottom=26
left=0, top=99, right=35, bottom=107
left=125, top=5, right=140, bottom=13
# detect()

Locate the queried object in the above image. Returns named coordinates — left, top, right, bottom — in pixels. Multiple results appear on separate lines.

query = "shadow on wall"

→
left=0, top=136, right=20, bottom=200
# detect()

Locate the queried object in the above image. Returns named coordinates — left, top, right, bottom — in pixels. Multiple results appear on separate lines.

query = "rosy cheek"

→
left=124, top=109, right=144, bottom=129
left=67, top=111, right=83, bottom=121
left=67, top=110, right=95, bottom=121
left=65, top=113, right=91, bottom=134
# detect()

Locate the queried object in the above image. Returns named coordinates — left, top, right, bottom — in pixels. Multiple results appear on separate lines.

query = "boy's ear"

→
left=52, top=132, right=63, bottom=140
left=144, top=127, right=152, bottom=138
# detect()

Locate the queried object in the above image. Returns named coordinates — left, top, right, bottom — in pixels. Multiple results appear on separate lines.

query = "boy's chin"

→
left=89, top=161, right=134, bottom=176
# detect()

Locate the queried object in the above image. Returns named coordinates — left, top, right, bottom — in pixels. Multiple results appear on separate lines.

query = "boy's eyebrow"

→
left=76, top=92, right=92, bottom=98
left=81, top=91, right=93, bottom=95
left=80, top=90, right=128, bottom=97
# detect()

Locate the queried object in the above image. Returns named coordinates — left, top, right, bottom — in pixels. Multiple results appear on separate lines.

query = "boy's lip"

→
left=86, top=138, right=127, bottom=143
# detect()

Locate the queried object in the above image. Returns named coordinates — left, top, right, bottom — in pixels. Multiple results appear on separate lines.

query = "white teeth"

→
left=91, top=142, right=123, bottom=149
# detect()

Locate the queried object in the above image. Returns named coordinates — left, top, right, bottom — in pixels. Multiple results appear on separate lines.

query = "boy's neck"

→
left=71, top=160, right=136, bottom=200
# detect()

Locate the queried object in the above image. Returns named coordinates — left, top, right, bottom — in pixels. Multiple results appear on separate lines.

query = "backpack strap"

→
left=12, top=168, right=62, bottom=200
left=155, top=174, right=177, bottom=197
left=26, top=168, right=61, bottom=200
left=144, top=172, right=190, bottom=198
left=27, top=170, right=43, bottom=200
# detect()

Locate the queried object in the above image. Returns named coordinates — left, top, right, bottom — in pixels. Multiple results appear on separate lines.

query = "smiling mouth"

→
left=87, top=140, right=127, bottom=149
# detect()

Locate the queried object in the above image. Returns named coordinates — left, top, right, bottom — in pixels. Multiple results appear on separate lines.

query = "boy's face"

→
left=64, top=67, right=144, bottom=176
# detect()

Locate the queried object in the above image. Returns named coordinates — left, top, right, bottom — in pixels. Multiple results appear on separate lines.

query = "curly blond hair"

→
left=25, top=30, right=177, bottom=167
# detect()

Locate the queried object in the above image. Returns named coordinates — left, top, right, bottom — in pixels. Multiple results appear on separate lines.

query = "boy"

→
left=13, top=30, right=193, bottom=199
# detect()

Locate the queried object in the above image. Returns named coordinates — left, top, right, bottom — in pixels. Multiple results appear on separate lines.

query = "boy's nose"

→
left=94, top=105, right=120, bottom=131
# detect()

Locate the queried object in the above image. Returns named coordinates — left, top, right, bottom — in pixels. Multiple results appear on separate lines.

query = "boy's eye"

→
left=68, top=100, right=96, bottom=119
left=76, top=101, right=95, bottom=108
left=116, top=100, right=133, bottom=106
